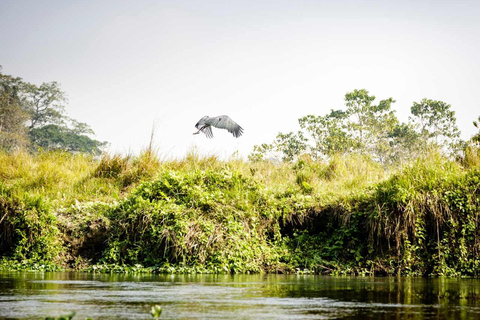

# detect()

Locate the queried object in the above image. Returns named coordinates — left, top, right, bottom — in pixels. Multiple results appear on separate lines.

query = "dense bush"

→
left=0, top=183, right=61, bottom=264
left=1, top=150, right=479, bottom=275
left=102, top=169, right=285, bottom=273
left=285, top=154, right=480, bottom=276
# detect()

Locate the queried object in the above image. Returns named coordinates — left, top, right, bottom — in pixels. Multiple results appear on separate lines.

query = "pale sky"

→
left=1, top=0, right=479, bottom=159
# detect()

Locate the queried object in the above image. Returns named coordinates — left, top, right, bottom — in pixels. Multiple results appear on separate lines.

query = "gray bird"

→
left=193, top=115, right=244, bottom=138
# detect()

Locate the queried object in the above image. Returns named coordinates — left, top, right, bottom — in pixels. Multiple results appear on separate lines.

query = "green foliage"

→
left=1, top=149, right=479, bottom=276
left=410, top=98, right=461, bottom=154
left=462, top=145, right=480, bottom=168
left=354, top=154, right=479, bottom=275
left=23, top=80, right=106, bottom=154
left=94, top=154, right=131, bottom=179
left=0, top=69, right=29, bottom=151
left=150, top=305, right=163, bottom=318
left=0, top=67, right=106, bottom=154
left=292, top=158, right=315, bottom=194
left=23, top=81, right=66, bottom=130
left=56, top=201, right=111, bottom=268
left=0, top=182, right=61, bottom=264
left=298, top=110, right=354, bottom=158
left=30, top=124, right=106, bottom=155
left=248, top=143, right=274, bottom=162
left=274, top=131, right=308, bottom=162
left=387, top=122, right=422, bottom=165
left=249, top=131, right=307, bottom=162
left=102, top=169, right=284, bottom=273
left=280, top=152, right=480, bottom=276
left=93, top=151, right=161, bottom=187
left=345, top=89, right=397, bottom=155
left=251, top=89, right=465, bottom=166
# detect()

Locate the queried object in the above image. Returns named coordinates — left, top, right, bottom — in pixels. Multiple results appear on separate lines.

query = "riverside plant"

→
left=0, top=148, right=479, bottom=276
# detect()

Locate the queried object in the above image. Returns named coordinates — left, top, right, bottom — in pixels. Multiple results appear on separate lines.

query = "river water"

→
left=0, top=272, right=479, bottom=319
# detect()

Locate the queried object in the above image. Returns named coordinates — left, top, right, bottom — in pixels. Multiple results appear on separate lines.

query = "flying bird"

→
left=193, top=115, right=244, bottom=138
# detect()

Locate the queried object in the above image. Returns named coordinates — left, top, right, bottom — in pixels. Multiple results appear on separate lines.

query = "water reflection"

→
left=0, top=272, right=479, bottom=319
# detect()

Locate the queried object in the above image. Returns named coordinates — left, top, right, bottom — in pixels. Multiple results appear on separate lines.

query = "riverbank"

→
left=1, top=150, right=479, bottom=276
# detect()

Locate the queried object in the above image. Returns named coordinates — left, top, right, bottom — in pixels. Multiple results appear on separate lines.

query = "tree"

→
left=410, top=98, right=461, bottom=153
left=387, top=122, right=422, bottom=165
left=298, top=109, right=354, bottom=159
left=249, top=143, right=275, bottom=162
left=273, top=131, right=308, bottom=162
left=250, top=89, right=401, bottom=164
left=344, top=89, right=399, bottom=163
left=29, top=124, right=107, bottom=155
left=249, top=131, right=307, bottom=162
left=23, top=81, right=67, bottom=130
left=344, top=89, right=376, bottom=147
left=0, top=66, right=107, bottom=154
left=0, top=68, right=29, bottom=151
left=249, top=89, right=466, bottom=165
left=22, top=80, right=107, bottom=154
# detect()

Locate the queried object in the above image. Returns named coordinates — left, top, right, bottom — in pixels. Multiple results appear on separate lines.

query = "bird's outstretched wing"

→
left=206, top=115, right=244, bottom=138
left=202, top=125, right=213, bottom=138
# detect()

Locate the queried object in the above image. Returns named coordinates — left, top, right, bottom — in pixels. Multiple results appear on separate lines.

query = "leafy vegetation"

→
left=0, top=66, right=106, bottom=154
left=1, top=75, right=480, bottom=276
left=250, top=89, right=462, bottom=164
left=0, top=146, right=479, bottom=276
left=150, top=305, right=163, bottom=318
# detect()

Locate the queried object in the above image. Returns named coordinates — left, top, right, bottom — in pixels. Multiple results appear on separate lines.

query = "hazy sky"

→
left=1, top=0, right=479, bottom=159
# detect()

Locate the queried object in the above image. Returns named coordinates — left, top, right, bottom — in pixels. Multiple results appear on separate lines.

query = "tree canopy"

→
left=250, top=89, right=464, bottom=165
left=0, top=66, right=107, bottom=154
left=0, top=69, right=29, bottom=151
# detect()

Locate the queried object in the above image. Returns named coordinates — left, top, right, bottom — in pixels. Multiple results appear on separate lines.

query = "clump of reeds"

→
left=93, top=154, right=130, bottom=179
left=93, top=151, right=161, bottom=188
left=462, top=144, right=480, bottom=168
left=0, top=150, right=93, bottom=199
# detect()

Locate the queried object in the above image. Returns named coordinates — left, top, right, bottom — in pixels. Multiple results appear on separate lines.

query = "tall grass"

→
left=0, top=148, right=479, bottom=275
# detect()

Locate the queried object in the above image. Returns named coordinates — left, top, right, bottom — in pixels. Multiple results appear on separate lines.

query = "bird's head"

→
left=195, top=116, right=209, bottom=129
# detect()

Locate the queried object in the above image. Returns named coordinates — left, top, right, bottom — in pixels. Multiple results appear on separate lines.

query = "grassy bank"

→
left=1, top=149, right=479, bottom=276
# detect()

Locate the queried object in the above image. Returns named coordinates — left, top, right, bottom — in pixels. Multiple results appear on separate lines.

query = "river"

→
left=0, top=272, right=479, bottom=319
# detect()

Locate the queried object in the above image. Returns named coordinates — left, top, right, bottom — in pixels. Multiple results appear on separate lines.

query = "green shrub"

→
left=102, top=169, right=284, bottom=273
left=0, top=183, right=61, bottom=263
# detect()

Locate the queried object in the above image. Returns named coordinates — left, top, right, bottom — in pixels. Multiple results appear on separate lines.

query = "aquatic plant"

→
left=150, top=305, right=162, bottom=318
